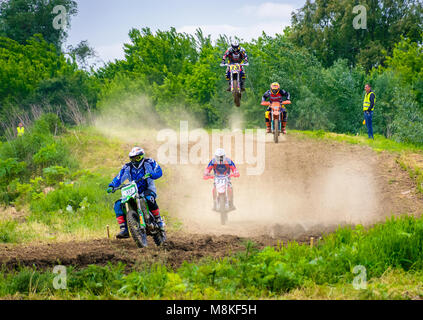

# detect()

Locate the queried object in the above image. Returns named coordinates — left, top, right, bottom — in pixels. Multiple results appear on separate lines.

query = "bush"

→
left=32, top=142, right=74, bottom=169
left=0, top=220, right=19, bottom=243
left=42, top=166, right=70, bottom=186
left=0, top=114, right=77, bottom=205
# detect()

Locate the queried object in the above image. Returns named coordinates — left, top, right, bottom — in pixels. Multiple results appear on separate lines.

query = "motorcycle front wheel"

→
left=274, top=119, right=279, bottom=144
left=127, top=209, right=148, bottom=248
left=218, top=196, right=228, bottom=225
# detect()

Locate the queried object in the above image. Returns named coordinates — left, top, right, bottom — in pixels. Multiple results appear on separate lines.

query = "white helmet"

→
left=231, top=40, right=240, bottom=52
left=215, top=148, right=225, bottom=164
left=129, top=147, right=145, bottom=167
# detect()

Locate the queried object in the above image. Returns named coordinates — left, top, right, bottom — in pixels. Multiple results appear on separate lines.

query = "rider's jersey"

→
left=223, top=47, right=248, bottom=64
left=262, top=90, right=291, bottom=103
left=205, top=157, right=240, bottom=177
left=109, top=158, right=162, bottom=194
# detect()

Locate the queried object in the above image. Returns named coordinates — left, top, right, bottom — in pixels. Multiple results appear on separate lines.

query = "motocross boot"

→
left=116, top=223, right=129, bottom=239
left=229, top=202, right=236, bottom=211
left=282, top=122, right=287, bottom=134
left=266, top=121, right=271, bottom=133
left=155, top=216, right=165, bottom=231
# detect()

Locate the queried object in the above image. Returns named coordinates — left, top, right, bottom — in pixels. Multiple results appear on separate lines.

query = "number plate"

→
left=121, top=184, right=137, bottom=198
left=216, top=178, right=226, bottom=185
left=230, top=64, right=241, bottom=71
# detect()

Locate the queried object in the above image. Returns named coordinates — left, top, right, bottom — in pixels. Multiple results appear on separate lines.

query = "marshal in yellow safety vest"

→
left=17, top=125, right=25, bottom=137
left=363, top=91, right=376, bottom=111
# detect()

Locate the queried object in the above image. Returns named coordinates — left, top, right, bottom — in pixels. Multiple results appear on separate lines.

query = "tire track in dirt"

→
left=1, top=132, right=423, bottom=270
left=0, top=232, right=282, bottom=270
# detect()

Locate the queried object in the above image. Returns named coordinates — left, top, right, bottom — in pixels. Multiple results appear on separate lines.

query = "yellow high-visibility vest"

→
left=363, top=91, right=376, bottom=111
left=17, top=126, right=25, bottom=137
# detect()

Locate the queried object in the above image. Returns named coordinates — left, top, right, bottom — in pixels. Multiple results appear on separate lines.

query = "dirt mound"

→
left=0, top=232, right=282, bottom=270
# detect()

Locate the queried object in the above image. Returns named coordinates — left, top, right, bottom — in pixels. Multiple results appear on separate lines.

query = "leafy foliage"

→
left=289, top=0, right=423, bottom=70
left=0, top=0, right=77, bottom=49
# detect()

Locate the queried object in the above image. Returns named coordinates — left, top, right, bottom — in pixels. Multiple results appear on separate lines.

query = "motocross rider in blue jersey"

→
left=107, top=147, right=165, bottom=239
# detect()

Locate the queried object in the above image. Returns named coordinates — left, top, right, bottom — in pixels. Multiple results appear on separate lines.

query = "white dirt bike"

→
left=205, top=174, right=236, bottom=225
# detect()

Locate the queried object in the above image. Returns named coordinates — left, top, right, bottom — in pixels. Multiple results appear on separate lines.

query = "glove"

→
left=107, top=187, right=114, bottom=194
left=143, top=173, right=152, bottom=180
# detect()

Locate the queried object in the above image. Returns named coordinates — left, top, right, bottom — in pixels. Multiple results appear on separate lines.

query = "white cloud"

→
left=241, top=2, right=294, bottom=21
left=96, top=43, right=127, bottom=63
left=177, top=22, right=289, bottom=42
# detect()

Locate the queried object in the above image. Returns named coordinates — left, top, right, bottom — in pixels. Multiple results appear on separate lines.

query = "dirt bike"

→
left=261, top=100, right=291, bottom=143
left=111, top=178, right=166, bottom=248
left=220, top=63, right=249, bottom=107
left=204, top=174, right=236, bottom=225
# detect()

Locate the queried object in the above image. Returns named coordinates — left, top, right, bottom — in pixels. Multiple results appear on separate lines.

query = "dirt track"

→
left=168, top=133, right=423, bottom=238
left=1, top=132, right=423, bottom=270
left=0, top=233, right=284, bottom=270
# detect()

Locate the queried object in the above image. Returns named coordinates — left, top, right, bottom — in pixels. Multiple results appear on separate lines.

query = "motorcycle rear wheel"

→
left=233, top=80, right=241, bottom=107
left=153, top=230, right=167, bottom=246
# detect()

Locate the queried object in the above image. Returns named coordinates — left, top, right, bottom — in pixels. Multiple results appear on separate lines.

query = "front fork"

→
left=230, top=72, right=240, bottom=92
left=271, top=112, right=282, bottom=132
left=225, top=184, right=230, bottom=209
left=125, top=199, right=146, bottom=228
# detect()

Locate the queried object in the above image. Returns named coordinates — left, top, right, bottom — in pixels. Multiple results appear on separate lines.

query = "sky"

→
left=66, top=0, right=307, bottom=64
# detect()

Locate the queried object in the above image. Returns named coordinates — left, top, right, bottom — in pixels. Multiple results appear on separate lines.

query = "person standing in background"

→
left=17, top=122, right=25, bottom=137
left=363, top=84, right=376, bottom=139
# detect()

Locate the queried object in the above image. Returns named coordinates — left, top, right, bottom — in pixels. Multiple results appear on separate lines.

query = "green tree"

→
left=290, top=0, right=423, bottom=70
left=0, top=0, right=77, bottom=49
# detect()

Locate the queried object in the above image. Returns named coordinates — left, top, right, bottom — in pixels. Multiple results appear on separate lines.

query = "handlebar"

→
left=109, top=176, right=149, bottom=193
left=220, top=63, right=249, bottom=67
left=203, top=174, right=238, bottom=180
left=261, top=100, right=291, bottom=106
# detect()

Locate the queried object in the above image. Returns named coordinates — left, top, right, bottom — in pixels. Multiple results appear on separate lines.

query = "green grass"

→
left=0, top=125, right=178, bottom=244
left=0, top=219, right=20, bottom=243
left=1, top=215, right=422, bottom=300
left=291, top=130, right=423, bottom=154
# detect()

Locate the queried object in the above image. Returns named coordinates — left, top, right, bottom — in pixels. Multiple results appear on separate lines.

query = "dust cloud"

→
left=94, top=96, right=382, bottom=239
left=165, top=133, right=382, bottom=239
left=93, top=93, right=203, bottom=145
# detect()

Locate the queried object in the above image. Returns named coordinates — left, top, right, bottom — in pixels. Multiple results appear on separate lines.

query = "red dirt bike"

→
left=220, top=63, right=249, bottom=107
left=204, top=173, right=236, bottom=225
left=261, top=100, right=291, bottom=143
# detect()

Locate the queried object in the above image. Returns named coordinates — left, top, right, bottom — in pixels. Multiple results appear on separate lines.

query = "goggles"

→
left=131, top=154, right=144, bottom=163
